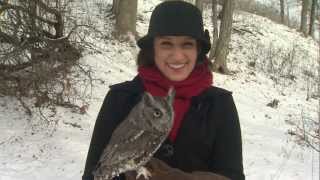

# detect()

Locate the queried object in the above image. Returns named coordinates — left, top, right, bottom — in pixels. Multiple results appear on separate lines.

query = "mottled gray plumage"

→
left=93, top=89, right=175, bottom=180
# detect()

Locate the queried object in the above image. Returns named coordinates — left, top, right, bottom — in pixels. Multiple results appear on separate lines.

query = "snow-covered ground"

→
left=0, top=0, right=319, bottom=180
left=253, top=0, right=319, bottom=40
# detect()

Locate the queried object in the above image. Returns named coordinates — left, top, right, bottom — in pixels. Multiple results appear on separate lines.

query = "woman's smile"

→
left=154, top=36, right=198, bottom=81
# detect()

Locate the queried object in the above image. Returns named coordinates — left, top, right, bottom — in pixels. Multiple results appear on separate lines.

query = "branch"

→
left=296, top=133, right=320, bottom=152
left=30, top=0, right=64, bottom=37
left=0, top=62, right=33, bottom=73
left=30, top=0, right=60, bottom=16
left=0, top=2, right=57, bottom=26
left=0, top=31, right=20, bottom=45
left=66, top=24, right=103, bottom=39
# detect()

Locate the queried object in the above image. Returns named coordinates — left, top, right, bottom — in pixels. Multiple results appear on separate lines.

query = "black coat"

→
left=82, top=76, right=245, bottom=180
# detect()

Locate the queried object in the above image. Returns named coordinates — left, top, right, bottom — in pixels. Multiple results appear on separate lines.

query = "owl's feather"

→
left=93, top=89, right=175, bottom=180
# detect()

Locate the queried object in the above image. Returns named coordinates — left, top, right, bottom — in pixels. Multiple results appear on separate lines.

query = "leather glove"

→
left=124, top=158, right=230, bottom=180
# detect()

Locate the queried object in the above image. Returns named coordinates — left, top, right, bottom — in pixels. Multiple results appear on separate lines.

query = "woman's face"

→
left=154, top=36, right=198, bottom=82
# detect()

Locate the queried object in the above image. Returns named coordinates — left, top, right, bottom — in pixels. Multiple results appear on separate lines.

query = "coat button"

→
left=161, top=144, right=174, bottom=157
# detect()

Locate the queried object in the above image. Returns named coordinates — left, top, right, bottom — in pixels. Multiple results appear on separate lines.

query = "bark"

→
left=212, top=0, right=235, bottom=74
left=309, top=0, right=317, bottom=36
left=112, top=0, right=120, bottom=16
left=286, top=0, right=290, bottom=26
left=315, top=19, right=320, bottom=151
left=280, top=0, right=285, bottom=24
left=115, top=0, right=138, bottom=37
left=195, top=0, right=203, bottom=15
left=300, top=0, right=310, bottom=36
left=209, top=0, right=219, bottom=60
left=318, top=29, right=320, bottom=157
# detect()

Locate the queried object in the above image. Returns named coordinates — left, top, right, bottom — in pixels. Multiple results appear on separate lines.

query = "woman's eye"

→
left=160, top=41, right=172, bottom=48
left=153, top=109, right=162, bottom=118
left=183, top=42, right=195, bottom=48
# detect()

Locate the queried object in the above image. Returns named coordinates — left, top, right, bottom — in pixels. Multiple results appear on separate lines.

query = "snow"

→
left=0, top=0, right=319, bottom=180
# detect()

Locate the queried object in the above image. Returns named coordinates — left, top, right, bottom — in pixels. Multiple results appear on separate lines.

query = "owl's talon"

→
left=136, top=166, right=152, bottom=180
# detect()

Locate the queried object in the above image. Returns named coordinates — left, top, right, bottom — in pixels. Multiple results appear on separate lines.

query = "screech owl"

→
left=93, top=88, right=175, bottom=180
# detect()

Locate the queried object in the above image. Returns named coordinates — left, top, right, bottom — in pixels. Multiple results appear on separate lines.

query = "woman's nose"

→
left=171, top=48, right=185, bottom=61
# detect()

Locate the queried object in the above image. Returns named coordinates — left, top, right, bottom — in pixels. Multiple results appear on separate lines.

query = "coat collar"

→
left=109, top=76, right=144, bottom=94
left=109, top=75, right=232, bottom=100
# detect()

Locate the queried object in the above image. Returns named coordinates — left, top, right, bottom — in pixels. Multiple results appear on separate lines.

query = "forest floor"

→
left=0, top=0, right=319, bottom=179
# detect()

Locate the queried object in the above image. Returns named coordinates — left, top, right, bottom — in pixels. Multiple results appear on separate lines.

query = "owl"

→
left=93, top=88, right=175, bottom=180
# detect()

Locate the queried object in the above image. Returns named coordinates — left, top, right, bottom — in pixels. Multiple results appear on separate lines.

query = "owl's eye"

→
left=153, top=108, right=162, bottom=118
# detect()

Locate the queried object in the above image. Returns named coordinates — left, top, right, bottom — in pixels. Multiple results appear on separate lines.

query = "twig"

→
left=16, top=95, right=32, bottom=116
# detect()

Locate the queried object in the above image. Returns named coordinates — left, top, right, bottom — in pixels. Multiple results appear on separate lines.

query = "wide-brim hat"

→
left=137, top=1, right=211, bottom=54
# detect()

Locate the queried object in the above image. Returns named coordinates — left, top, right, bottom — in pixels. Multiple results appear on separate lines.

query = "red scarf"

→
left=138, top=62, right=213, bottom=142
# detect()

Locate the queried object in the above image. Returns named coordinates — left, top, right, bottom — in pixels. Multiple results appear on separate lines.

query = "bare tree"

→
left=115, top=0, right=138, bottom=37
left=209, top=0, right=219, bottom=60
left=0, top=0, right=83, bottom=114
left=112, top=0, right=120, bottom=16
left=318, top=20, right=320, bottom=157
left=195, top=0, right=204, bottom=15
left=300, top=0, right=310, bottom=36
left=309, top=0, right=317, bottom=36
left=286, top=0, right=291, bottom=26
left=212, top=0, right=235, bottom=74
left=280, top=0, right=285, bottom=24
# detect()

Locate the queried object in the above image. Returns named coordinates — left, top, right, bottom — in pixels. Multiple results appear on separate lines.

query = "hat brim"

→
left=137, top=35, right=211, bottom=54
left=137, top=35, right=154, bottom=49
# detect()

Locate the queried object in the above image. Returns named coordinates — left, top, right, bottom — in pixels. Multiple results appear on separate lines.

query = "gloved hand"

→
left=124, top=158, right=230, bottom=180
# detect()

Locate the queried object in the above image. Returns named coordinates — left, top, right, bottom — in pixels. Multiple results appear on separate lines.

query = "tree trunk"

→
left=212, top=0, right=235, bottom=74
left=300, top=0, right=310, bottom=36
left=209, top=0, right=219, bottom=60
left=112, top=0, right=120, bottom=16
left=286, top=0, right=290, bottom=26
left=195, top=0, right=203, bottom=15
left=29, top=0, right=38, bottom=61
left=309, top=0, right=317, bottom=36
left=29, top=0, right=37, bottom=35
left=280, top=0, right=285, bottom=24
left=318, top=24, right=320, bottom=159
left=115, top=0, right=138, bottom=37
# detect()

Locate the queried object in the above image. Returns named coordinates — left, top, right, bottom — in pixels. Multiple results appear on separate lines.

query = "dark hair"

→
left=137, top=47, right=155, bottom=67
left=136, top=40, right=212, bottom=68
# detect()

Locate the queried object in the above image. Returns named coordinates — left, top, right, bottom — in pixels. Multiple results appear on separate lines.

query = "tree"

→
left=318, top=27, right=320, bottom=154
left=212, top=0, right=235, bottom=74
left=318, top=25, right=320, bottom=153
left=280, top=0, right=285, bottom=24
left=195, top=0, right=204, bottom=15
left=300, top=0, right=310, bottom=36
left=309, top=0, right=317, bottom=36
left=209, top=0, right=219, bottom=60
left=112, top=0, right=120, bottom=16
left=286, top=0, right=291, bottom=26
left=115, top=0, right=138, bottom=37
left=0, top=0, right=82, bottom=112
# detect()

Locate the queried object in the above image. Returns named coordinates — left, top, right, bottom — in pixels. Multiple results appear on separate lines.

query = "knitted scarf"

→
left=138, top=62, right=213, bottom=142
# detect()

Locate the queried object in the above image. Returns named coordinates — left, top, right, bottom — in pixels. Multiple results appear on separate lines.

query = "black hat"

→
left=137, top=1, right=211, bottom=54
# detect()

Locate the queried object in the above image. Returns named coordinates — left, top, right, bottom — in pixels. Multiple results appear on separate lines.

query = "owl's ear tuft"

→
left=142, top=92, right=155, bottom=104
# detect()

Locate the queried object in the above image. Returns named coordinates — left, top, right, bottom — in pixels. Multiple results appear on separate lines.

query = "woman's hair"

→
left=137, top=47, right=155, bottom=67
left=136, top=40, right=213, bottom=69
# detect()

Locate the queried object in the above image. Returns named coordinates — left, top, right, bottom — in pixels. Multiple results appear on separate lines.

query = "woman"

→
left=82, top=1, right=245, bottom=180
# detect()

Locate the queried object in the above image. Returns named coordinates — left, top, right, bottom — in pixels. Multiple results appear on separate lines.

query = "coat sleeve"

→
left=125, top=158, right=231, bottom=180
left=82, top=90, right=131, bottom=180
left=209, top=93, right=245, bottom=180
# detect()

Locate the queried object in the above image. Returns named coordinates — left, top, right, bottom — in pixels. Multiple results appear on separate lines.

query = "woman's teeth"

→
left=168, top=63, right=185, bottom=69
